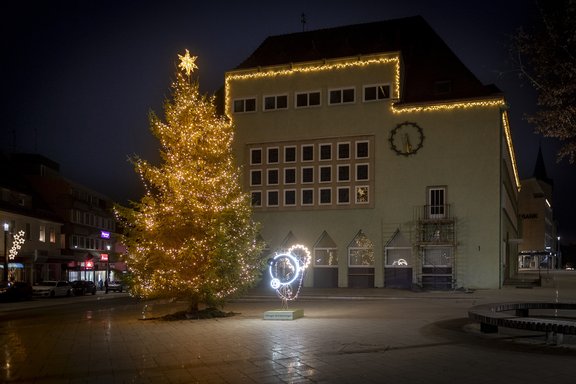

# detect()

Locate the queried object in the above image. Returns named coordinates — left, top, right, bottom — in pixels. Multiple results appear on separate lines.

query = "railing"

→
left=415, top=204, right=453, bottom=221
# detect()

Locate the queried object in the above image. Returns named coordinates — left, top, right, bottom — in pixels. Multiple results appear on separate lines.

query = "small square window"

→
left=356, top=141, right=369, bottom=158
left=356, top=186, right=369, bottom=204
left=284, top=168, right=296, bottom=184
left=319, top=188, right=332, bottom=205
left=284, top=146, right=296, bottom=162
left=267, top=169, right=279, bottom=185
left=250, top=170, right=262, bottom=186
left=338, top=143, right=350, bottom=159
left=267, top=191, right=279, bottom=206
left=250, top=148, right=262, bottom=165
left=251, top=191, right=262, bottom=207
left=302, top=167, right=314, bottom=183
left=338, top=187, right=350, bottom=204
left=320, top=166, right=331, bottom=183
left=356, top=164, right=369, bottom=181
left=302, top=189, right=314, bottom=205
left=320, top=144, right=332, bottom=160
left=302, top=145, right=314, bottom=161
left=338, top=165, right=350, bottom=182
left=268, top=147, right=279, bottom=164
left=284, top=190, right=296, bottom=206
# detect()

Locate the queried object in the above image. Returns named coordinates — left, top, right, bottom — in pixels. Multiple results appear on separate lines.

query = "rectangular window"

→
left=295, top=91, right=321, bottom=108
left=284, top=146, right=296, bottom=162
left=250, top=148, right=262, bottom=165
left=356, top=186, right=369, bottom=204
left=319, top=188, right=332, bottom=205
left=301, top=144, right=314, bottom=161
left=319, top=165, right=332, bottom=183
left=267, top=169, right=279, bottom=185
left=233, top=98, right=256, bottom=113
left=329, top=87, right=355, bottom=105
left=251, top=191, right=262, bottom=207
left=319, top=143, right=332, bottom=161
left=428, top=187, right=446, bottom=219
left=39, top=225, right=46, bottom=242
left=301, top=167, right=314, bottom=183
left=338, top=142, right=350, bottom=159
left=267, top=191, right=279, bottom=207
left=284, top=168, right=296, bottom=184
left=267, top=147, right=279, bottom=164
left=356, top=141, right=369, bottom=158
left=337, top=187, right=350, bottom=204
left=264, top=94, right=288, bottom=111
left=284, top=190, right=296, bottom=206
left=314, top=248, right=338, bottom=266
left=338, top=165, right=350, bottom=182
left=302, top=189, right=314, bottom=205
left=363, top=84, right=391, bottom=101
left=348, top=248, right=375, bottom=267
left=250, top=170, right=262, bottom=186
left=356, top=164, right=369, bottom=181
left=49, top=227, right=56, bottom=243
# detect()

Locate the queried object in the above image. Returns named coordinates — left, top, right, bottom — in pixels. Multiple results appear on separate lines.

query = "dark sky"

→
left=2, top=0, right=574, bottom=243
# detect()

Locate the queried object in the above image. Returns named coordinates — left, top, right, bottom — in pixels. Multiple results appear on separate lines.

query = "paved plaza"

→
left=1, top=271, right=576, bottom=383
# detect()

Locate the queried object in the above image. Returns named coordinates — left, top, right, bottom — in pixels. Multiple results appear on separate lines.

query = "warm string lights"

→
left=8, top=230, right=25, bottom=260
left=502, top=109, right=521, bottom=191
left=114, top=50, right=265, bottom=306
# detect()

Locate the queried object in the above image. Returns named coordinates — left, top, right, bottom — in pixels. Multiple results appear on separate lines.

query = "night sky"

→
left=2, top=0, right=574, bottom=243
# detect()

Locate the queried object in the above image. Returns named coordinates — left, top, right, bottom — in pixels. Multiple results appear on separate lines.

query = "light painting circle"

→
left=268, top=252, right=301, bottom=287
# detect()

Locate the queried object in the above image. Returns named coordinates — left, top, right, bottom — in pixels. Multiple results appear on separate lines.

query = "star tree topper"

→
left=178, top=49, right=198, bottom=76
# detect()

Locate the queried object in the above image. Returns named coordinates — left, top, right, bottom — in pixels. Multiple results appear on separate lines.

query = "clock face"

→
left=389, top=122, right=424, bottom=156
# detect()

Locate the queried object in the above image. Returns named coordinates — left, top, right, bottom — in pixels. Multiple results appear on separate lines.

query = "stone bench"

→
left=468, top=302, right=576, bottom=345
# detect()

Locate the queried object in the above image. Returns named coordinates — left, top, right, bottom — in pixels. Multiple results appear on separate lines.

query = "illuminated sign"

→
left=100, top=253, right=108, bottom=261
left=100, top=231, right=110, bottom=239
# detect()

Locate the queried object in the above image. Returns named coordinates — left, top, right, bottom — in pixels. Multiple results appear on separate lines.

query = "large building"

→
left=225, top=16, right=521, bottom=290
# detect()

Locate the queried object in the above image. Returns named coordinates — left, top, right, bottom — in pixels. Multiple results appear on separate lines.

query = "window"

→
left=338, top=142, right=350, bottom=159
left=233, top=98, right=256, bottom=113
left=386, top=248, right=412, bottom=267
left=314, top=248, right=338, bottom=266
left=301, top=167, right=314, bottom=183
left=319, top=143, right=332, bottom=160
left=319, top=188, right=332, bottom=205
left=251, top=191, right=262, bottom=207
left=329, top=87, right=355, bottom=104
left=284, top=168, right=296, bottom=184
left=267, top=169, right=279, bottom=185
left=356, top=164, right=369, bottom=181
left=267, top=147, right=279, bottom=164
left=337, top=187, right=350, bottom=204
left=428, top=187, right=446, bottom=219
left=39, top=225, right=46, bottom=242
left=49, top=227, right=56, bottom=243
left=356, top=186, right=369, bottom=204
left=338, top=165, right=350, bottom=182
left=363, top=84, right=391, bottom=101
left=348, top=231, right=374, bottom=267
left=295, top=91, right=321, bottom=108
left=250, top=170, right=262, bottom=186
left=356, top=141, right=369, bottom=158
left=302, top=145, right=314, bottom=161
left=284, top=190, right=296, bottom=206
left=267, top=190, right=279, bottom=206
left=319, top=165, right=332, bottom=183
left=264, top=94, right=288, bottom=111
left=302, top=189, right=314, bottom=205
left=250, top=148, right=262, bottom=165
left=284, top=146, right=296, bottom=162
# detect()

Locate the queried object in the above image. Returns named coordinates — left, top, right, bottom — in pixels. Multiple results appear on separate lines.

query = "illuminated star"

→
left=178, top=49, right=198, bottom=76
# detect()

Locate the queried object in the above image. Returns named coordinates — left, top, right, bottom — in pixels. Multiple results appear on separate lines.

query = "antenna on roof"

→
left=301, top=13, right=307, bottom=32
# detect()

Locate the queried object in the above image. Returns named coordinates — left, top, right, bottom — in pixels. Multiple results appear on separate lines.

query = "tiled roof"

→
left=235, top=16, right=501, bottom=104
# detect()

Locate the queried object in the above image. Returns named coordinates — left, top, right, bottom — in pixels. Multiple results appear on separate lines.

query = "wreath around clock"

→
left=389, top=121, right=425, bottom=156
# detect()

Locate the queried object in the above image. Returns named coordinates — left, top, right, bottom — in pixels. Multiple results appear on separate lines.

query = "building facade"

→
left=225, top=17, right=520, bottom=289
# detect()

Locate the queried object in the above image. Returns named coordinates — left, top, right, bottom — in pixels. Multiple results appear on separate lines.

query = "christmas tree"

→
left=116, top=50, right=265, bottom=313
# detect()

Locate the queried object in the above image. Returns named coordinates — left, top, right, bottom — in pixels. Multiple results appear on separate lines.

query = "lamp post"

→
left=3, top=223, right=9, bottom=282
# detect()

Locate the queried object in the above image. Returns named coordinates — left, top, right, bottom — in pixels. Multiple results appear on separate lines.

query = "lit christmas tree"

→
left=116, top=50, right=265, bottom=313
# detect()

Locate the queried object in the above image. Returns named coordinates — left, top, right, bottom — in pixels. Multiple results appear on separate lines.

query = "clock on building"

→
left=389, top=122, right=424, bottom=156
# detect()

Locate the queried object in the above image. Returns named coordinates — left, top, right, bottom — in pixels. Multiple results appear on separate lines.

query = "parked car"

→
left=71, top=280, right=97, bottom=295
left=106, top=280, right=124, bottom=292
left=0, top=281, right=33, bottom=302
left=32, top=280, right=73, bottom=297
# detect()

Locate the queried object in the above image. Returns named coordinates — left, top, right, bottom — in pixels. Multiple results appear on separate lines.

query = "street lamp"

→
left=106, top=244, right=111, bottom=287
left=3, top=223, right=9, bottom=282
